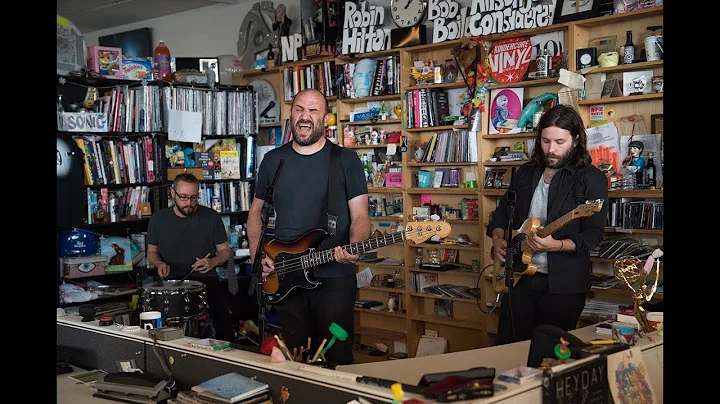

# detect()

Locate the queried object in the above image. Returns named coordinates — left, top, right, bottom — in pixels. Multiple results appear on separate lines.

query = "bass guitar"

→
left=261, top=220, right=452, bottom=304
left=492, top=199, right=604, bottom=294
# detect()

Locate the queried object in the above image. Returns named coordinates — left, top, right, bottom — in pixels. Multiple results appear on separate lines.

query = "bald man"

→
left=247, top=89, right=371, bottom=365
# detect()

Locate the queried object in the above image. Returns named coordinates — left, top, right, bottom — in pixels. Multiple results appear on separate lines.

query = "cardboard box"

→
left=87, top=46, right=123, bottom=79
left=61, top=255, right=108, bottom=278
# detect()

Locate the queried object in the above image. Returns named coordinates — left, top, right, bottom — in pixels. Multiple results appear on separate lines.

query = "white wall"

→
left=83, top=0, right=401, bottom=57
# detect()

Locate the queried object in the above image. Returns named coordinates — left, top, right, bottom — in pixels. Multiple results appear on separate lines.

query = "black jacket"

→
left=486, top=162, right=609, bottom=294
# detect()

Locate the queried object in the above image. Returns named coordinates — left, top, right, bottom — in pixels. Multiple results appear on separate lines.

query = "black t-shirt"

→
left=146, top=205, right=228, bottom=278
left=56, top=132, right=86, bottom=228
left=254, top=141, right=367, bottom=278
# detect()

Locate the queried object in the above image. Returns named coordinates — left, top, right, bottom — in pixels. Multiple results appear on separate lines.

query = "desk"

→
left=340, top=326, right=664, bottom=403
left=58, top=317, right=663, bottom=403
left=58, top=366, right=118, bottom=404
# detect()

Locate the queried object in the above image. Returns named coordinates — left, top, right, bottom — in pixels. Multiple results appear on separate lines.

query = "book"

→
left=189, top=338, right=231, bottom=351
left=192, top=372, right=269, bottom=403
left=497, top=366, right=542, bottom=384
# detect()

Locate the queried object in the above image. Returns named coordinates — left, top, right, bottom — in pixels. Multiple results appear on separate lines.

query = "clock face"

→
left=391, top=0, right=425, bottom=28
left=580, top=53, right=592, bottom=65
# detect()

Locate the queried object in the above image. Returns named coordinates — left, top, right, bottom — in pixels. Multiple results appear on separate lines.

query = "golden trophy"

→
left=613, top=248, right=663, bottom=333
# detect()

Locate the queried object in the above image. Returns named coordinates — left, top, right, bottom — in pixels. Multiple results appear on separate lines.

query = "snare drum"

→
left=141, top=280, right=208, bottom=323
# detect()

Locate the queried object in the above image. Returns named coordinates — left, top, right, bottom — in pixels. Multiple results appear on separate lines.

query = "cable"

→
left=475, top=264, right=498, bottom=315
left=148, top=331, right=176, bottom=392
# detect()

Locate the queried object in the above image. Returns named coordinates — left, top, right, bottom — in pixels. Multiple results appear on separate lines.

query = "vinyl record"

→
left=250, top=79, right=279, bottom=124
left=57, top=15, right=87, bottom=75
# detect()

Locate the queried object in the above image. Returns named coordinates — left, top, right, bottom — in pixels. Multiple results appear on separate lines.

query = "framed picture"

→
left=650, top=114, right=663, bottom=134
left=553, top=0, right=602, bottom=23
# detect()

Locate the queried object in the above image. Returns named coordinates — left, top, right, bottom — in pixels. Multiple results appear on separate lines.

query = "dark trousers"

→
left=274, top=275, right=357, bottom=365
left=187, top=275, right=257, bottom=342
left=496, top=273, right=587, bottom=345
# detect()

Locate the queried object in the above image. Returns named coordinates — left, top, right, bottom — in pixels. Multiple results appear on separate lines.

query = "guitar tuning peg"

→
left=430, top=214, right=440, bottom=222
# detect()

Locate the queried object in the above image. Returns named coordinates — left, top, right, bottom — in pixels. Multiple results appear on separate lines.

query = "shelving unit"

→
left=228, top=5, right=664, bottom=361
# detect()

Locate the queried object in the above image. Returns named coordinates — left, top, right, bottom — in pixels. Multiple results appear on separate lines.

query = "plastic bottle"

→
left=229, top=225, right=239, bottom=249
left=154, top=40, right=172, bottom=81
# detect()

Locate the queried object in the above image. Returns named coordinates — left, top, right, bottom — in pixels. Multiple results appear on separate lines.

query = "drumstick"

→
left=312, top=338, right=327, bottom=362
left=293, top=347, right=298, bottom=360
left=174, top=254, right=211, bottom=286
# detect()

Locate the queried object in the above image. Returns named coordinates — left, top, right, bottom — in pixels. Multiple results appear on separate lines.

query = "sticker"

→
left=327, top=214, right=338, bottom=236
left=57, top=15, right=69, bottom=26
left=281, top=386, right=290, bottom=403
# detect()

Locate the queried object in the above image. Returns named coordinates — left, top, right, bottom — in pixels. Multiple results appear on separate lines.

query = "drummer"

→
left=146, top=173, right=235, bottom=341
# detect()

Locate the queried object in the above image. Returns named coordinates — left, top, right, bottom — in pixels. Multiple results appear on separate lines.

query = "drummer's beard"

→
left=174, top=199, right=198, bottom=216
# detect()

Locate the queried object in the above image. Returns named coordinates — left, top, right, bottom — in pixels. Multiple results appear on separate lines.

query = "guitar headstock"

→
left=404, top=221, right=452, bottom=244
left=572, top=199, right=604, bottom=218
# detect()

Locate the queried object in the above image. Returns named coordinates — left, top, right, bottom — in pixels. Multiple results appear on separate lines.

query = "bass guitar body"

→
left=261, top=229, right=328, bottom=304
left=492, top=217, right=541, bottom=295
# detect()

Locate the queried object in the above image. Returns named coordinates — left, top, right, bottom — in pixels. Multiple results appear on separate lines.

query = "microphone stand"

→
left=504, top=168, right=517, bottom=289
left=247, top=159, right=284, bottom=347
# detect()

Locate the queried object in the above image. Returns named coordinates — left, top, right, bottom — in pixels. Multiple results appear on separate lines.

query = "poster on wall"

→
left=487, top=36, right=533, bottom=85
left=250, top=79, right=280, bottom=124
left=489, top=88, right=524, bottom=135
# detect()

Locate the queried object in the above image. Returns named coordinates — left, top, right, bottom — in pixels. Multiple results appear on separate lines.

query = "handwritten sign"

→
left=61, top=112, right=108, bottom=132
left=168, top=109, right=202, bottom=143
left=427, top=0, right=556, bottom=44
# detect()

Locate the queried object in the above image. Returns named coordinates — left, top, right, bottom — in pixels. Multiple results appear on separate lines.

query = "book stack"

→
left=186, top=372, right=270, bottom=404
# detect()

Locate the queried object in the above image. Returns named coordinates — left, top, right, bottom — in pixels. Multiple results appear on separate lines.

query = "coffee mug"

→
left=140, top=311, right=163, bottom=330
left=598, top=52, right=619, bottom=67
left=644, top=35, right=663, bottom=61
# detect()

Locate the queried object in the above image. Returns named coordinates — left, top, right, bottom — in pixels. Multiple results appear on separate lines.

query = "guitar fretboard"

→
left=301, top=232, right=407, bottom=269
left=537, top=209, right=577, bottom=238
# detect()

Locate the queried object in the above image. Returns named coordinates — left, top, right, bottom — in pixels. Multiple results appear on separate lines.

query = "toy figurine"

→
left=266, top=44, right=275, bottom=68
left=255, top=54, right=267, bottom=70
left=273, top=4, right=292, bottom=37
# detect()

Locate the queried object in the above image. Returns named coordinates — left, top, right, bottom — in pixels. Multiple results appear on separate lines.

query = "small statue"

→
left=387, top=296, right=395, bottom=313
left=267, top=44, right=275, bottom=68
left=255, top=54, right=267, bottom=70
left=273, top=4, right=292, bottom=37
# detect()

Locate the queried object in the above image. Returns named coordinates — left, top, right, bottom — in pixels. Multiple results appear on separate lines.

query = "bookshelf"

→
left=228, top=5, right=664, bottom=361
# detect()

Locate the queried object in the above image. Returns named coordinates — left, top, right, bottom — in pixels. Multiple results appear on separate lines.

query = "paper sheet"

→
left=168, top=109, right=202, bottom=143
left=356, top=267, right=373, bottom=289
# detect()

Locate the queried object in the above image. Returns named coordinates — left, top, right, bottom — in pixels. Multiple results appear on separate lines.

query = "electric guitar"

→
left=492, top=199, right=604, bottom=294
left=261, top=220, right=452, bottom=304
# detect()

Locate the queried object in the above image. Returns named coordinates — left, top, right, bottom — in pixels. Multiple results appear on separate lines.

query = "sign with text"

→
left=61, top=112, right=108, bottom=132
left=281, top=33, right=303, bottom=63
left=428, top=0, right=556, bottom=44
left=487, top=36, right=533, bottom=84
left=342, top=1, right=391, bottom=54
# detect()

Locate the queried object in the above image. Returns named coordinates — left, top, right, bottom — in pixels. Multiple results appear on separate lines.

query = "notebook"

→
left=192, top=372, right=268, bottom=403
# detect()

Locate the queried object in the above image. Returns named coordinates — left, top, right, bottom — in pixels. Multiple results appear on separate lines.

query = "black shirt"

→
left=486, top=162, right=609, bottom=294
left=146, top=205, right=228, bottom=278
left=254, top=141, right=368, bottom=278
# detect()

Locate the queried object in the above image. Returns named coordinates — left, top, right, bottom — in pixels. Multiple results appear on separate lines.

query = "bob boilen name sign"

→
left=428, top=0, right=556, bottom=43
left=342, top=1, right=391, bottom=54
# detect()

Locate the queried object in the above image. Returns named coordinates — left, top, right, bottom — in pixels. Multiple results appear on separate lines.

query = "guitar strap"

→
left=325, top=143, right=345, bottom=238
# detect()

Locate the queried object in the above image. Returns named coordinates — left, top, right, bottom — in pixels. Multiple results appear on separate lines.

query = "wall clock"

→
left=390, top=0, right=426, bottom=28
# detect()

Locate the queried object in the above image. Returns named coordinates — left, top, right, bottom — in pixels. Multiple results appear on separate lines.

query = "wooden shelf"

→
left=579, top=60, right=663, bottom=75
left=259, top=122, right=282, bottom=128
left=578, top=93, right=663, bottom=105
left=356, top=327, right=406, bottom=340
left=481, top=132, right=536, bottom=139
left=412, top=314, right=483, bottom=331
left=367, top=186, right=403, bottom=194
left=481, top=189, right=507, bottom=196
left=354, top=307, right=406, bottom=319
left=406, top=187, right=478, bottom=195
left=607, top=189, right=663, bottom=198
left=336, top=48, right=400, bottom=62
left=338, top=94, right=400, bottom=103
left=483, top=161, right=526, bottom=166
left=409, top=292, right=478, bottom=304
left=488, top=77, right=559, bottom=90
left=405, top=124, right=466, bottom=132
left=604, top=227, right=663, bottom=234
left=406, top=161, right=476, bottom=167
left=241, top=67, right=281, bottom=77
left=406, top=81, right=467, bottom=91
left=342, top=119, right=402, bottom=126
left=412, top=243, right=478, bottom=251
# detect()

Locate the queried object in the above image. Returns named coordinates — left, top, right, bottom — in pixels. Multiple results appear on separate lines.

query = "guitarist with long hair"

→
left=247, top=89, right=371, bottom=365
left=487, top=104, right=609, bottom=345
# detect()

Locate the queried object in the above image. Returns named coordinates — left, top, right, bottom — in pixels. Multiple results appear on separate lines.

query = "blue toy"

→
left=517, top=92, right=559, bottom=129
left=184, top=147, right=196, bottom=167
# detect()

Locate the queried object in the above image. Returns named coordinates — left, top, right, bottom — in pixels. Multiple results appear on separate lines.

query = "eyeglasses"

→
left=174, top=189, right=200, bottom=202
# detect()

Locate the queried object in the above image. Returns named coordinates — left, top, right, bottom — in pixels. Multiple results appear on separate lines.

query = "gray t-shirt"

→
left=146, top=205, right=228, bottom=278
left=254, top=141, right=368, bottom=278
left=528, top=177, right=550, bottom=274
